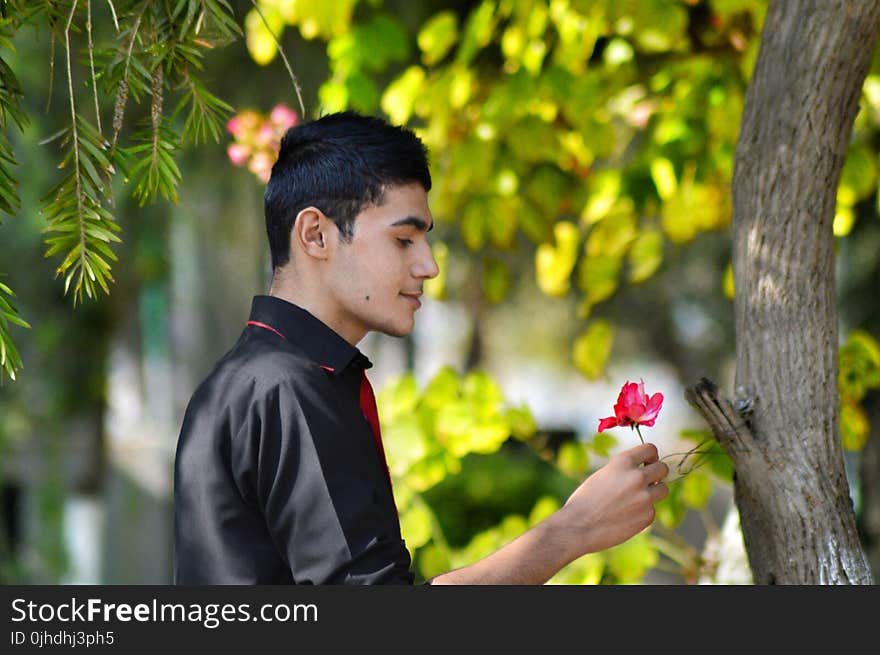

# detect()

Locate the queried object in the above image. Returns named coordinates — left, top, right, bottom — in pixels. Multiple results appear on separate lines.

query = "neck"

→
left=268, top=269, right=367, bottom=345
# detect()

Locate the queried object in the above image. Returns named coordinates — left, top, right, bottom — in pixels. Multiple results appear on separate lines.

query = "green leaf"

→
left=319, top=79, right=348, bottom=113
left=580, top=170, right=622, bottom=224
left=381, top=66, right=425, bottom=127
left=518, top=198, right=552, bottom=244
left=586, top=213, right=637, bottom=258
left=417, top=543, right=451, bottom=580
left=606, top=532, right=658, bottom=583
left=457, top=1, right=498, bottom=64
left=588, top=431, right=618, bottom=457
left=483, top=257, right=510, bottom=304
left=841, top=401, right=870, bottom=452
left=680, top=470, right=713, bottom=509
left=524, top=164, right=569, bottom=217
left=628, top=230, right=664, bottom=283
left=377, top=373, right=419, bottom=424
left=840, top=141, right=877, bottom=200
left=507, top=116, right=562, bottom=163
left=557, top=441, right=590, bottom=477
left=572, top=320, right=614, bottom=381
left=839, top=330, right=880, bottom=402
left=435, top=401, right=475, bottom=456
left=399, top=500, right=434, bottom=551
left=535, top=221, right=579, bottom=297
left=655, top=481, right=687, bottom=528
left=345, top=71, right=379, bottom=113
left=462, top=370, right=504, bottom=414
left=460, top=197, right=487, bottom=250
left=549, top=552, right=604, bottom=585
left=486, top=196, right=517, bottom=249
left=504, top=406, right=537, bottom=440
left=723, top=262, right=736, bottom=299
left=630, top=0, right=688, bottom=53
left=418, top=11, right=459, bottom=66
left=383, top=415, right=430, bottom=477
left=424, top=241, right=448, bottom=300
left=422, top=366, right=461, bottom=410
left=577, top=254, right=621, bottom=306
left=650, top=157, right=677, bottom=200
left=329, top=14, right=408, bottom=73
left=528, top=496, right=560, bottom=526
left=244, top=8, right=281, bottom=64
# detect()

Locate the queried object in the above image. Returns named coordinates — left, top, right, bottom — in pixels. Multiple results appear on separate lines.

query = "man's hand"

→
left=427, top=442, right=669, bottom=585
left=559, top=442, right=669, bottom=557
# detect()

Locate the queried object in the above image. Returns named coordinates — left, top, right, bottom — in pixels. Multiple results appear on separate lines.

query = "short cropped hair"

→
left=264, top=111, right=432, bottom=270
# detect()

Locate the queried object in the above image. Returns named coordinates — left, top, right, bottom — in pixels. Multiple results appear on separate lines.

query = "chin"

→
left=378, top=317, right=415, bottom=338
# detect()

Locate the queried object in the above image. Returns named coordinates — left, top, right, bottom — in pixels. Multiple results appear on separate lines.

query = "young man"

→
left=173, top=111, right=669, bottom=585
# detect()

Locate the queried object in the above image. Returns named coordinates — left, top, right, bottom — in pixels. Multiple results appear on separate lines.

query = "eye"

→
left=396, top=238, right=413, bottom=248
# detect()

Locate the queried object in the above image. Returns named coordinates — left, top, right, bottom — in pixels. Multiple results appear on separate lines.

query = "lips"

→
left=399, top=292, right=422, bottom=309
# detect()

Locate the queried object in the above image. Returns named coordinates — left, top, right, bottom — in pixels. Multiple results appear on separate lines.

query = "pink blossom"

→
left=255, top=124, right=275, bottom=147
left=227, top=110, right=260, bottom=137
left=226, top=116, right=242, bottom=136
left=226, top=143, right=251, bottom=166
left=270, top=104, right=298, bottom=129
left=248, top=151, right=276, bottom=183
left=598, top=379, right=664, bottom=433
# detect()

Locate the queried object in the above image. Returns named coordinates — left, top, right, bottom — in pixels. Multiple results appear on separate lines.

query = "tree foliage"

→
left=0, top=0, right=239, bottom=378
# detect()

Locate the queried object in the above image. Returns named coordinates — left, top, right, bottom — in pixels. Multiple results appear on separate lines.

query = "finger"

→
left=649, top=481, right=669, bottom=502
left=641, top=460, right=669, bottom=485
left=626, top=442, right=659, bottom=466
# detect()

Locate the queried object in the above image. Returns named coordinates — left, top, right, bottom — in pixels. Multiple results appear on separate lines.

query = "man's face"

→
left=324, top=182, right=439, bottom=343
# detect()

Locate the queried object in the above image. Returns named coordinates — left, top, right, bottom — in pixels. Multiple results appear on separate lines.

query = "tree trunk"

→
left=724, top=0, right=878, bottom=583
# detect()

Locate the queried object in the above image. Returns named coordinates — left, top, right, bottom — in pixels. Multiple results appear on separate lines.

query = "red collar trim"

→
left=247, top=321, right=336, bottom=372
left=246, top=320, right=286, bottom=341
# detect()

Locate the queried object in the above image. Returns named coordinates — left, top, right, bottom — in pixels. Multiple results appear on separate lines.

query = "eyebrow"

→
left=391, top=216, right=434, bottom=232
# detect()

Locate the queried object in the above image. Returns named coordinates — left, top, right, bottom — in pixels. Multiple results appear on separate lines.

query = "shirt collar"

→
left=247, top=295, right=371, bottom=373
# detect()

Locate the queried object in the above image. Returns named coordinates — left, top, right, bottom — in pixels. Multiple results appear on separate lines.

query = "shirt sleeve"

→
left=231, top=379, right=414, bottom=584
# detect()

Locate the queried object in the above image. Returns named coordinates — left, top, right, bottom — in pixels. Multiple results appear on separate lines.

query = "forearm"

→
left=427, top=510, right=581, bottom=585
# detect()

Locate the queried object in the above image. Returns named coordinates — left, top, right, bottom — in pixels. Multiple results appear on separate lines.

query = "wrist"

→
left=542, top=506, right=587, bottom=566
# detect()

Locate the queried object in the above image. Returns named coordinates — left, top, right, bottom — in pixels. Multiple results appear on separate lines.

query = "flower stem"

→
left=635, top=424, right=645, bottom=445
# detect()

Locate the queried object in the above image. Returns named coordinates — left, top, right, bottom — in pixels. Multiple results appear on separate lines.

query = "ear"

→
left=292, top=207, right=331, bottom=261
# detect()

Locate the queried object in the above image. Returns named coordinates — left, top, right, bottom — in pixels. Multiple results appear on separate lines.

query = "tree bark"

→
left=715, top=0, right=880, bottom=583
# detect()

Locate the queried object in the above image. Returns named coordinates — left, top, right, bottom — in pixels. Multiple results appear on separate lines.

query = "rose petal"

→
left=598, top=416, right=619, bottom=432
left=640, top=392, right=664, bottom=422
left=625, top=402, right=647, bottom=423
left=621, top=381, right=643, bottom=408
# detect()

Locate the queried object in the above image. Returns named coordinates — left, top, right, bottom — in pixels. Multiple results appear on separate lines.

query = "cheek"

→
left=340, top=246, right=399, bottom=300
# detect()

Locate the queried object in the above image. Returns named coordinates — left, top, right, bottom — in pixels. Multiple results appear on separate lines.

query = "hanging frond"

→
left=0, top=22, right=27, bottom=221
left=0, top=0, right=277, bottom=383
left=0, top=277, right=30, bottom=382
left=40, top=116, right=121, bottom=304
left=124, top=118, right=183, bottom=206
left=174, top=73, right=233, bottom=145
left=0, top=49, right=26, bottom=130
left=0, top=133, right=20, bottom=217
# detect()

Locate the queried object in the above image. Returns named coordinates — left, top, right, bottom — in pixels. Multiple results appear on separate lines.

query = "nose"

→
left=413, top=242, right=440, bottom=280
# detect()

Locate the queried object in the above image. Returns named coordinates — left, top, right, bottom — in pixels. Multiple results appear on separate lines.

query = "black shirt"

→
left=173, top=295, right=414, bottom=584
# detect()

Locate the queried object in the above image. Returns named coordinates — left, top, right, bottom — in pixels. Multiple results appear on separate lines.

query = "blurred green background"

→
left=1, top=0, right=879, bottom=585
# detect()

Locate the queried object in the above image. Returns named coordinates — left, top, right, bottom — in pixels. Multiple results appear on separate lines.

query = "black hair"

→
left=264, top=111, right=432, bottom=270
